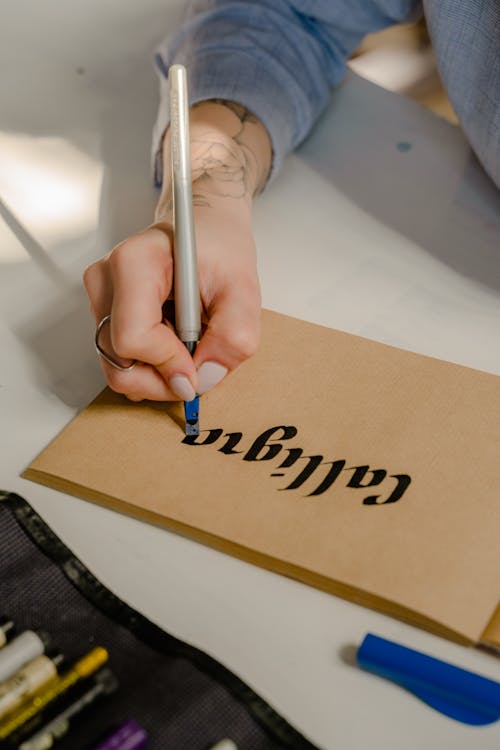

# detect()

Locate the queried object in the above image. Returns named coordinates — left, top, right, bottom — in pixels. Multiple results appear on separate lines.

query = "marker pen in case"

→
left=0, top=653, right=64, bottom=720
left=0, top=619, right=14, bottom=649
left=91, top=719, right=148, bottom=750
left=0, top=646, right=108, bottom=740
left=0, top=631, right=49, bottom=682
left=18, top=669, right=118, bottom=750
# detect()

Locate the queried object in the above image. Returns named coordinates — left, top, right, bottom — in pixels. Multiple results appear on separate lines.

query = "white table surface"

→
left=1, top=2, right=499, bottom=748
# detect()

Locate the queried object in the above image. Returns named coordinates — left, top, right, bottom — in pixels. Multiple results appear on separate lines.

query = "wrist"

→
left=155, top=100, right=271, bottom=222
left=155, top=179, right=254, bottom=224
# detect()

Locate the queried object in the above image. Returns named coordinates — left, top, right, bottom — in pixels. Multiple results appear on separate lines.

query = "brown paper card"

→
left=25, top=310, right=500, bottom=646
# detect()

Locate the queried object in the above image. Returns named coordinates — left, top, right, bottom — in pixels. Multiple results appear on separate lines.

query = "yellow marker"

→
left=0, top=647, right=108, bottom=739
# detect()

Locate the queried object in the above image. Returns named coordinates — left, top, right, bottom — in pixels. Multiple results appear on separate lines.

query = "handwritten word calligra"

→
left=183, top=425, right=411, bottom=505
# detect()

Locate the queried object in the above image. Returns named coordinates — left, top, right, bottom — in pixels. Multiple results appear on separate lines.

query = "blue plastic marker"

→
left=357, top=633, right=500, bottom=725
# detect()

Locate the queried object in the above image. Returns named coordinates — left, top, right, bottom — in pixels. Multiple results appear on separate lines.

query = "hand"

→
left=84, top=204, right=260, bottom=402
left=84, top=100, right=271, bottom=402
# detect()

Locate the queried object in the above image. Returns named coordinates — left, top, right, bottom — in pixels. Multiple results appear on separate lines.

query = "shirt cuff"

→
left=151, top=47, right=300, bottom=189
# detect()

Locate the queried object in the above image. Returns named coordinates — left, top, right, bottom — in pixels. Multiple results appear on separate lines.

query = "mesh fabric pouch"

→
left=0, top=492, right=319, bottom=750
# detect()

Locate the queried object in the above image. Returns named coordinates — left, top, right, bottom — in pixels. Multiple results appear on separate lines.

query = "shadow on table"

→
left=4, top=6, right=173, bottom=409
left=14, top=284, right=105, bottom=409
left=297, top=74, right=500, bottom=293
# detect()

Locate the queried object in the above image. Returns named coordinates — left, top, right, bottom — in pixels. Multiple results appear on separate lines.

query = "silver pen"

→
left=169, top=64, right=201, bottom=436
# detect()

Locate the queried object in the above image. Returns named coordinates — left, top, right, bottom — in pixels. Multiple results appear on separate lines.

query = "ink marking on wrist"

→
left=191, top=99, right=268, bottom=198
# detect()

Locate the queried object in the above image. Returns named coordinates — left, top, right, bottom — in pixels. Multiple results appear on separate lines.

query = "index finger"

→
left=108, top=229, right=198, bottom=395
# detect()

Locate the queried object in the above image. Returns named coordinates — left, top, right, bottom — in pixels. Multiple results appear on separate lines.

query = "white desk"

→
left=1, top=3, right=499, bottom=748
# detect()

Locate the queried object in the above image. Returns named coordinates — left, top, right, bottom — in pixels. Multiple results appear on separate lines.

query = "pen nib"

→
left=184, top=395, right=199, bottom=436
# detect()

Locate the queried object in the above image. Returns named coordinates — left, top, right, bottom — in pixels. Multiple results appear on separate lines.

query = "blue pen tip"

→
left=184, top=395, right=199, bottom=436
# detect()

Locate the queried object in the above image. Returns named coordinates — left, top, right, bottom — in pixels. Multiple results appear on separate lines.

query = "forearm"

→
left=155, top=100, right=272, bottom=222
left=153, top=2, right=421, bottom=184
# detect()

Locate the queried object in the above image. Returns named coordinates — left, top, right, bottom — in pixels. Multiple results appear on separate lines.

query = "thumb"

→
left=193, top=282, right=261, bottom=394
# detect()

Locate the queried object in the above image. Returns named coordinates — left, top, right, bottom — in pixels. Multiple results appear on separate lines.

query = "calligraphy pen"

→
left=169, top=64, right=201, bottom=436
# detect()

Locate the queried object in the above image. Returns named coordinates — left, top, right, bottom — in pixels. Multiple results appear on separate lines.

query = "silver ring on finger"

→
left=95, top=314, right=137, bottom=372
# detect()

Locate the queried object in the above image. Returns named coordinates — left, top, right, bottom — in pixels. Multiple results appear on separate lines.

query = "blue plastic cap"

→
left=357, top=633, right=500, bottom=725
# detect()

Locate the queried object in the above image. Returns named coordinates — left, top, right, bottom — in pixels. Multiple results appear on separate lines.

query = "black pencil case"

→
left=0, top=492, right=319, bottom=750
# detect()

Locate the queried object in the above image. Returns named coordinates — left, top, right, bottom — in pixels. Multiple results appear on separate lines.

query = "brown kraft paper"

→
left=25, top=310, right=500, bottom=646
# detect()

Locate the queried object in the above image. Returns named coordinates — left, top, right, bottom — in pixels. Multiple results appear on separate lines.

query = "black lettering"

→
left=308, top=460, right=346, bottom=496
left=347, top=465, right=387, bottom=488
left=218, top=432, right=244, bottom=455
left=282, top=455, right=323, bottom=490
left=183, top=423, right=412, bottom=506
left=363, top=474, right=412, bottom=505
left=182, top=428, right=223, bottom=446
left=278, top=448, right=303, bottom=468
left=243, top=426, right=297, bottom=462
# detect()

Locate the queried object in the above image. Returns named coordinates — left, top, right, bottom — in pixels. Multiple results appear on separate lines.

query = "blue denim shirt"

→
left=153, top=1, right=499, bottom=188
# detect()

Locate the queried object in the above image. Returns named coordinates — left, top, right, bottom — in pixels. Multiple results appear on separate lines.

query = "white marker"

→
left=0, top=653, right=63, bottom=719
left=0, top=630, right=49, bottom=682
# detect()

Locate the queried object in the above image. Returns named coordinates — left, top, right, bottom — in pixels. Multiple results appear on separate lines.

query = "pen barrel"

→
left=172, top=175, right=201, bottom=342
left=169, top=64, right=190, bottom=181
left=169, top=64, right=201, bottom=343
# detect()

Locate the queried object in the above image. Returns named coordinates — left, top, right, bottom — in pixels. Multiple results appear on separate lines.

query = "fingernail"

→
left=197, top=361, right=228, bottom=394
left=169, top=374, right=196, bottom=402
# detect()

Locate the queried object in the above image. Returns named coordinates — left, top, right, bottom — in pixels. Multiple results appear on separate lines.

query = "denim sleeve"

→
left=152, top=0, right=421, bottom=185
left=424, top=0, right=499, bottom=188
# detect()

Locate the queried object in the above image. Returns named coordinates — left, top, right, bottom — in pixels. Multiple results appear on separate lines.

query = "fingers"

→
left=84, top=260, right=135, bottom=371
left=83, top=256, right=112, bottom=323
left=84, top=228, right=197, bottom=401
left=101, top=362, right=183, bottom=402
left=194, top=274, right=261, bottom=394
left=83, top=217, right=263, bottom=403
left=108, top=230, right=196, bottom=390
